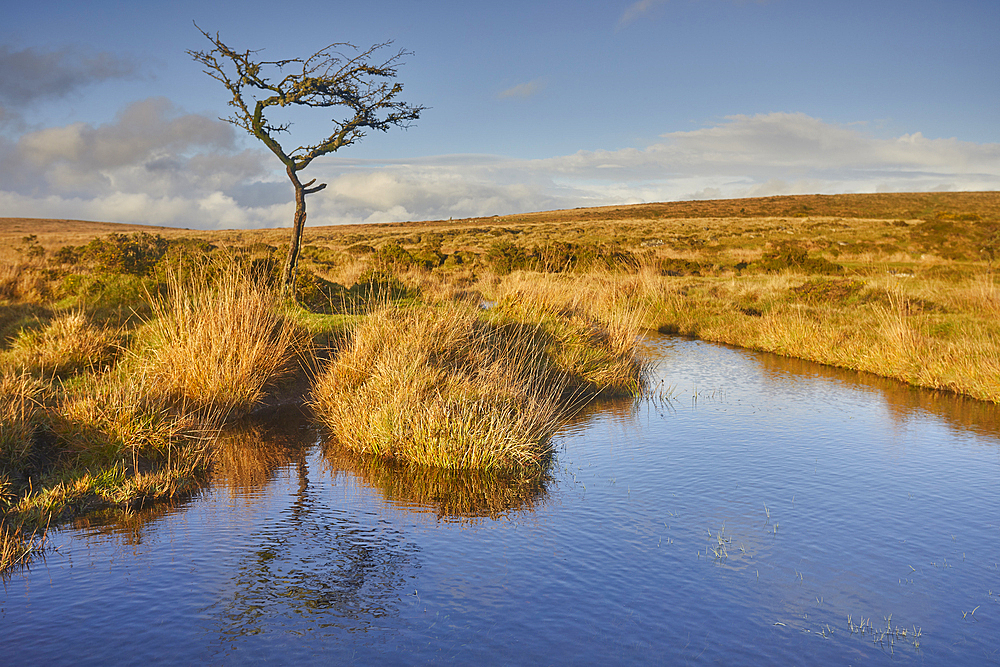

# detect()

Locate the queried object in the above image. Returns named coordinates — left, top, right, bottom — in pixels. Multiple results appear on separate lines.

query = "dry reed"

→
left=144, top=266, right=308, bottom=416
left=312, top=295, right=650, bottom=472
left=312, top=302, right=568, bottom=472
left=8, top=312, right=120, bottom=376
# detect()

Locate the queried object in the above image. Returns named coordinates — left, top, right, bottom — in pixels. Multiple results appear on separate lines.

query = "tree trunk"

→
left=281, top=177, right=307, bottom=289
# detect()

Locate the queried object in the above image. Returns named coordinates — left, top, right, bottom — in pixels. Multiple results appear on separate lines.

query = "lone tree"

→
left=189, top=26, right=425, bottom=287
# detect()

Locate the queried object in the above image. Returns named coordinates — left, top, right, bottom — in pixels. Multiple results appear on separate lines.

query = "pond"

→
left=3, top=335, right=999, bottom=665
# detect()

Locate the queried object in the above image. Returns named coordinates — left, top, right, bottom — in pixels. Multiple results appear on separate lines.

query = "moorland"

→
left=2, top=191, right=998, bottom=573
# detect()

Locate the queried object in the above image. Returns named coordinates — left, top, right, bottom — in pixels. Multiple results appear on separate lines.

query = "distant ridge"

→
left=0, top=218, right=175, bottom=235
left=2, top=191, right=997, bottom=237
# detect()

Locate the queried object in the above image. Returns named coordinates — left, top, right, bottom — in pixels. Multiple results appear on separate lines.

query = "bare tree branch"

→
left=188, top=24, right=426, bottom=287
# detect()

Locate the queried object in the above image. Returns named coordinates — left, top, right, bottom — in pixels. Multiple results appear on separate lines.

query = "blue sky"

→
left=1, top=0, right=998, bottom=228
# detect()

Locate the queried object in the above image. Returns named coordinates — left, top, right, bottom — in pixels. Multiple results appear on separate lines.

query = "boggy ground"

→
left=0, top=230, right=647, bottom=573
left=1, top=191, right=998, bottom=573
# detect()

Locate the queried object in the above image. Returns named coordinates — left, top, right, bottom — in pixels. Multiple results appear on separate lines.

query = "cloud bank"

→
left=1, top=108, right=997, bottom=229
left=0, top=45, right=139, bottom=131
left=617, top=0, right=669, bottom=30
left=0, top=45, right=138, bottom=108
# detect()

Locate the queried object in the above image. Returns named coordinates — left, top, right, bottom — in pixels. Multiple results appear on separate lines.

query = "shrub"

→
left=52, top=246, right=81, bottom=265
left=372, top=243, right=414, bottom=273
left=294, top=270, right=347, bottom=312
left=756, top=244, right=842, bottom=274
left=488, top=241, right=639, bottom=275
left=791, top=279, right=867, bottom=304
left=487, top=240, right=528, bottom=275
left=57, top=273, right=163, bottom=324
left=344, top=243, right=375, bottom=257
left=344, top=269, right=417, bottom=311
left=85, top=233, right=169, bottom=276
left=656, top=258, right=704, bottom=276
left=412, top=247, right=447, bottom=270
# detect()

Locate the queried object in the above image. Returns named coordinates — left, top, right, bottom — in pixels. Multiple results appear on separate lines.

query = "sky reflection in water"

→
left=2, top=335, right=999, bottom=665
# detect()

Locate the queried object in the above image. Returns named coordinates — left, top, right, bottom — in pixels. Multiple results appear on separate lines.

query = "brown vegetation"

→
left=2, top=190, right=998, bottom=573
left=311, top=299, right=647, bottom=472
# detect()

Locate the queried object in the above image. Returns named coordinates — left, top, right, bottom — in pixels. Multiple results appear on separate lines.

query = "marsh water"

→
left=3, top=335, right=999, bottom=665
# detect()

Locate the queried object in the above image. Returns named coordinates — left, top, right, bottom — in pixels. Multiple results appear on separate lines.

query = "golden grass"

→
left=0, top=264, right=312, bottom=573
left=651, top=274, right=1000, bottom=403
left=487, top=284, right=649, bottom=396
left=468, top=266, right=999, bottom=403
left=143, top=266, right=309, bottom=415
left=1, top=192, right=997, bottom=571
left=0, top=370, right=48, bottom=479
left=312, top=295, right=649, bottom=472
left=7, top=312, right=121, bottom=376
left=0, top=258, right=50, bottom=303
left=53, top=368, right=217, bottom=470
left=312, top=302, right=568, bottom=472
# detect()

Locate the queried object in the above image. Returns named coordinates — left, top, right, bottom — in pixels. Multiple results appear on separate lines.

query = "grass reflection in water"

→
left=322, top=441, right=550, bottom=522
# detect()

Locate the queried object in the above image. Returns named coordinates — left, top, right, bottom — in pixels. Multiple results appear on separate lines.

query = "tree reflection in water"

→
left=215, top=454, right=419, bottom=644
left=57, top=403, right=559, bottom=649
left=212, top=406, right=316, bottom=497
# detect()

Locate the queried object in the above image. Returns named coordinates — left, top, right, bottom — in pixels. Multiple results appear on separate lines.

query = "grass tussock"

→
left=313, top=297, right=649, bottom=472
left=8, top=312, right=121, bottom=376
left=490, top=278, right=650, bottom=396
left=1, top=371, right=49, bottom=481
left=313, top=302, right=567, bottom=472
left=143, top=267, right=309, bottom=415
left=53, top=369, right=218, bottom=471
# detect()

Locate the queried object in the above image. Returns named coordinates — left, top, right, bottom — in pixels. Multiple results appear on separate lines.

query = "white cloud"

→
left=1, top=110, right=998, bottom=229
left=617, top=0, right=669, bottom=30
left=498, top=79, right=544, bottom=100
left=15, top=97, right=236, bottom=173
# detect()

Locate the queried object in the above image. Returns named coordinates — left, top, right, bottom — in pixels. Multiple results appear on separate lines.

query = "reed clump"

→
left=52, top=368, right=218, bottom=471
left=8, top=312, right=121, bottom=377
left=143, top=266, right=309, bottom=416
left=312, top=296, right=649, bottom=472
left=313, top=302, right=565, bottom=472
